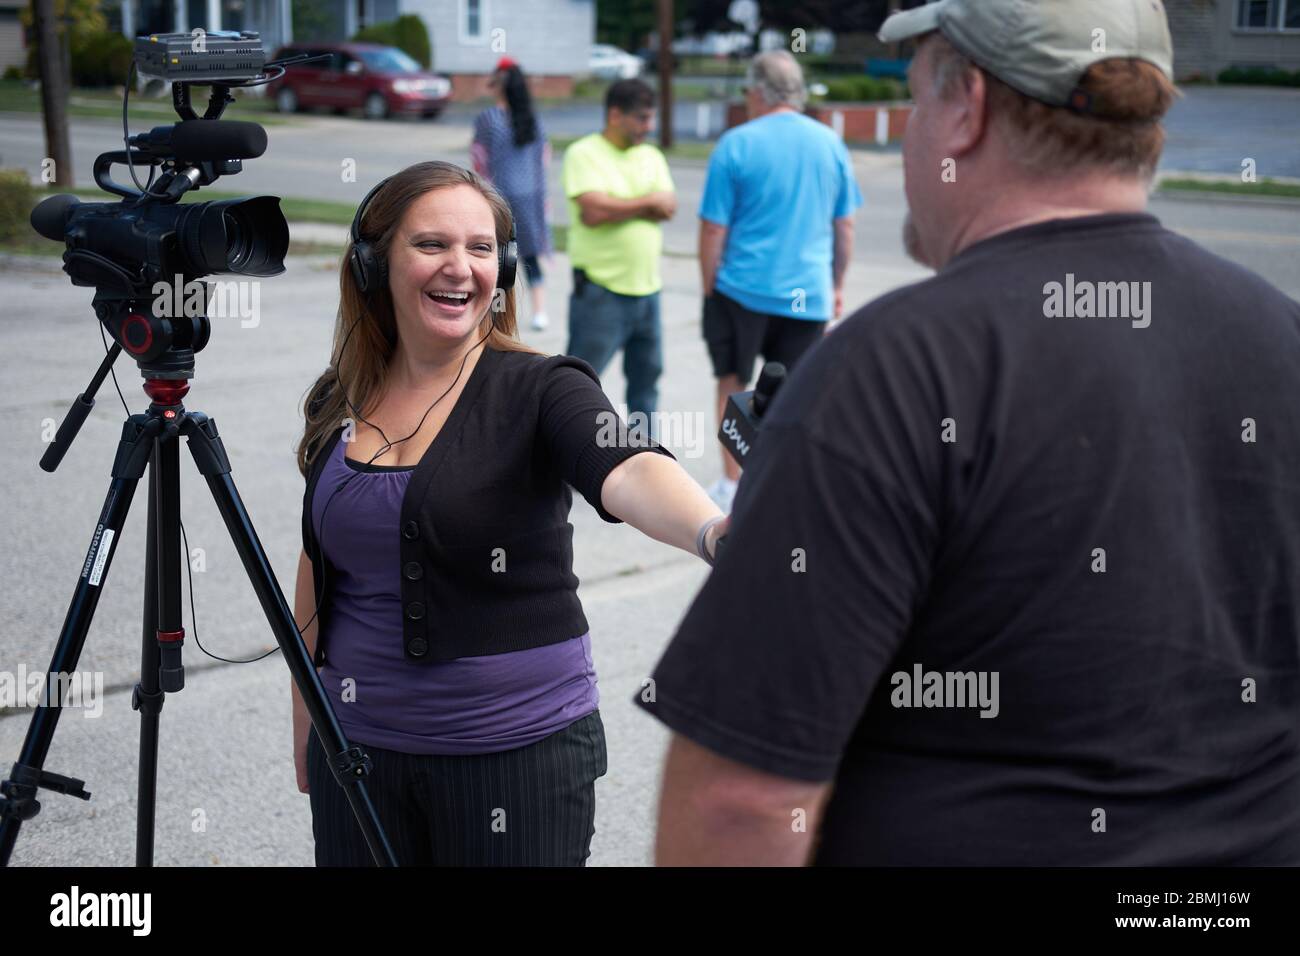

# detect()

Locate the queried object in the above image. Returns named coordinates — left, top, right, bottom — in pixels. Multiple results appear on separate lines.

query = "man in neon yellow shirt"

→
left=563, top=80, right=676, bottom=434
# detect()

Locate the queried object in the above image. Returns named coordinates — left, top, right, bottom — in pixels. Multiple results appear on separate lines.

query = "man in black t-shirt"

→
left=635, top=0, right=1300, bottom=865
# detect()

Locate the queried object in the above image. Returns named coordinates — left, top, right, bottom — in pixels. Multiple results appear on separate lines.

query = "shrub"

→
left=1217, top=66, right=1300, bottom=87
left=70, top=31, right=134, bottom=87
left=353, top=21, right=398, bottom=47
left=354, top=15, right=432, bottom=69
left=822, top=75, right=904, bottom=102
left=0, top=169, right=35, bottom=243
left=393, top=15, right=431, bottom=70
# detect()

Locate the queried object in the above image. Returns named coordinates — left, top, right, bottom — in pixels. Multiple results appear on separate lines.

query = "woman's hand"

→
left=294, top=720, right=310, bottom=795
left=704, top=514, right=731, bottom=563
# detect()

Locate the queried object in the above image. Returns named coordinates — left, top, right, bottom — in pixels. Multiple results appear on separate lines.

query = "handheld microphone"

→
left=719, top=362, right=787, bottom=466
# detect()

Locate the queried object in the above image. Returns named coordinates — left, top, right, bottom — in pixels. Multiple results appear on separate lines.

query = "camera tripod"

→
left=0, top=303, right=396, bottom=866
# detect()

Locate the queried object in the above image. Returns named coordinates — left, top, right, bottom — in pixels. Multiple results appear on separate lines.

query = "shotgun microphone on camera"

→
left=130, top=120, right=269, bottom=162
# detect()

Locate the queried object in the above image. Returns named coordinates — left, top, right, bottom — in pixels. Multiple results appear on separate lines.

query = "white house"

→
left=112, top=0, right=594, bottom=100
left=117, top=0, right=293, bottom=56
left=1168, top=0, right=1300, bottom=79
left=397, top=0, right=594, bottom=98
left=0, top=0, right=26, bottom=74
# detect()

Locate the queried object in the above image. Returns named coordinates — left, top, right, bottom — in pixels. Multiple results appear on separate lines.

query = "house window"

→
left=461, top=0, right=487, bottom=42
left=1235, top=0, right=1300, bottom=28
left=1236, top=0, right=1276, bottom=28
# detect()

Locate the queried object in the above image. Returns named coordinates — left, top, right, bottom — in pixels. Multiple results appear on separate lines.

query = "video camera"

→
left=28, top=31, right=294, bottom=376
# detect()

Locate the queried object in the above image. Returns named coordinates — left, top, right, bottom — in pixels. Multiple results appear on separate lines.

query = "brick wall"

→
left=725, top=101, right=912, bottom=144
left=449, top=73, right=574, bottom=102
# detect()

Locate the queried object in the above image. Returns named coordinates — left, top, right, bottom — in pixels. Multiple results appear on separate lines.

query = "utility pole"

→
left=657, top=0, right=673, bottom=150
left=32, top=0, right=74, bottom=188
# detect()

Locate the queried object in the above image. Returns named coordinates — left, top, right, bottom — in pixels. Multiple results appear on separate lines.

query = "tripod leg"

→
left=135, top=426, right=192, bottom=866
left=0, top=415, right=162, bottom=865
left=181, top=413, right=398, bottom=866
left=134, top=443, right=162, bottom=867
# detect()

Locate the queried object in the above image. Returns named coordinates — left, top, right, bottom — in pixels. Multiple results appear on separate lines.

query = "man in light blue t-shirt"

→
left=699, top=50, right=864, bottom=510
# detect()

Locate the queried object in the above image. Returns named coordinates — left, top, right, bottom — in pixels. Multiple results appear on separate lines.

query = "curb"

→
left=1152, top=189, right=1300, bottom=210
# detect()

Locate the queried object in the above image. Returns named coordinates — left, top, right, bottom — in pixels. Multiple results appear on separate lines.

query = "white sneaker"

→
left=706, top=477, right=738, bottom=513
left=530, top=311, right=549, bottom=331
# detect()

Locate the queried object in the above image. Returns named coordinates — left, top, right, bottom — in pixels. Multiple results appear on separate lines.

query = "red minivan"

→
left=267, top=42, right=452, bottom=120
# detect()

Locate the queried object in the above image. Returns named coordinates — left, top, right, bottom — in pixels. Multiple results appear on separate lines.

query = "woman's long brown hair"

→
left=296, top=161, right=543, bottom=478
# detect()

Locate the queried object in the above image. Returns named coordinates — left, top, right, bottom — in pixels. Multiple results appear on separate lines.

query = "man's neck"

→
left=942, top=175, right=1150, bottom=267
left=601, top=127, right=629, bottom=150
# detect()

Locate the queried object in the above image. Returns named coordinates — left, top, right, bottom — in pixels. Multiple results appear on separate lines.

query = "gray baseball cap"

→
left=878, top=0, right=1174, bottom=109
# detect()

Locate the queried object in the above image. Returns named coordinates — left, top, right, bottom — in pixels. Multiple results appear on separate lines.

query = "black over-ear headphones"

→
left=348, top=173, right=518, bottom=295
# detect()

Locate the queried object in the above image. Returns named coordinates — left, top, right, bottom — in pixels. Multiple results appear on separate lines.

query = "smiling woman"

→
left=289, top=161, right=727, bottom=867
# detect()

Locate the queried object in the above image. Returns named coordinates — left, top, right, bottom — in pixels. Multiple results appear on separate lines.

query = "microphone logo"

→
left=721, top=417, right=749, bottom=458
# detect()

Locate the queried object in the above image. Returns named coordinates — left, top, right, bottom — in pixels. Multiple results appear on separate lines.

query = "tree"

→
left=676, top=0, right=900, bottom=37
left=30, top=0, right=73, bottom=187
left=20, top=0, right=109, bottom=75
left=291, top=0, right=335, bottom=43
left=597, top=0, right=694, bottom=52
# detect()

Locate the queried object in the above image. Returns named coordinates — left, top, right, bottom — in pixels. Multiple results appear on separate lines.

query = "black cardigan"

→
left=301, top=346, right=676, bottom=664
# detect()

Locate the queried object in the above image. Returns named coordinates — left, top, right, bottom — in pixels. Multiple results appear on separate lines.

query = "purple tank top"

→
left=311, top=437, right=599, bottom=755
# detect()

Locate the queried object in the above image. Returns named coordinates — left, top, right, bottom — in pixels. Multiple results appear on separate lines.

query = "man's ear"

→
left=947, top=67, right=989, bottom=159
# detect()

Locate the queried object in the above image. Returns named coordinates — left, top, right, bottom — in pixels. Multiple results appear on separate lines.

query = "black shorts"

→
left=702, top=289, right=826, bottom=385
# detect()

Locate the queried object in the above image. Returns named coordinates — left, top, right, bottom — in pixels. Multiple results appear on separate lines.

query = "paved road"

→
left=2, top=83, right=1299, bottom=278
left=1, top=106, right=1297, bottom=866
left=438, top=84, right=1300, bottom=178
left=0, top=248, right=726, bottom=867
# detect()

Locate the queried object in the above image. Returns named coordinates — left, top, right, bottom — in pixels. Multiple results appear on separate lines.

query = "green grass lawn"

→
left=0, top=79, right=290, bottom=125
left=2, top=231, right=346, bottom=259
left=549, top=133, right=714, bottom=161
left=533, top=75, right=730, bottom=105
left=44, top=184, right=359, bottom=225
left=1158, top=177, right=1300, bottom=200
left=12, top=189, right=567, bottom=258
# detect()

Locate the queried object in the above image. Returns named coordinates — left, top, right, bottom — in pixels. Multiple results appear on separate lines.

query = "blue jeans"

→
left=565, top=274, right=662, bottom=423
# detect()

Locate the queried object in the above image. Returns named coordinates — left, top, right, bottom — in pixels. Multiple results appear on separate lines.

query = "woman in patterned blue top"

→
left=472, top=58, right=552, bottom=332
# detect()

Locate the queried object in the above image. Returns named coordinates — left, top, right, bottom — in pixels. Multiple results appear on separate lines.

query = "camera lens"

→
left=222, top=207, right=253, bottom=271
left=174, top=196, right=288, bottom=278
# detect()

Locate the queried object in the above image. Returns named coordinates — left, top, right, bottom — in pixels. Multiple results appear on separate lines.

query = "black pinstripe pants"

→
left=306, top=710, right=608, bottom=866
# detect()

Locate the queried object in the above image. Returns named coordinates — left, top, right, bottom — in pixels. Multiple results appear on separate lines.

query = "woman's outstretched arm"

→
left=600, top=452, right=728, bottom=562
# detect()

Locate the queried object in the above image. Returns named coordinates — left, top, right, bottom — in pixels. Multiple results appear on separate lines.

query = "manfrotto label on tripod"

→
left=85, top=527, right=115, bottom=587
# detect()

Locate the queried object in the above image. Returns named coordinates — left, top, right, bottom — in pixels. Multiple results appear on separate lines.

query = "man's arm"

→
left=574, top=191, right=673, bottom=227
left=655, top=733, right=832, bottom=866
left=699, top=218, right=728, bottom=296
left=832, top=214, right=855, bottom=320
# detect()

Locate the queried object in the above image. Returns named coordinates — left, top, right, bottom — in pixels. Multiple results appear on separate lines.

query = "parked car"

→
left=267, top=42, right=452, bottom=120
left=589, top=44, right=643, bottom=80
